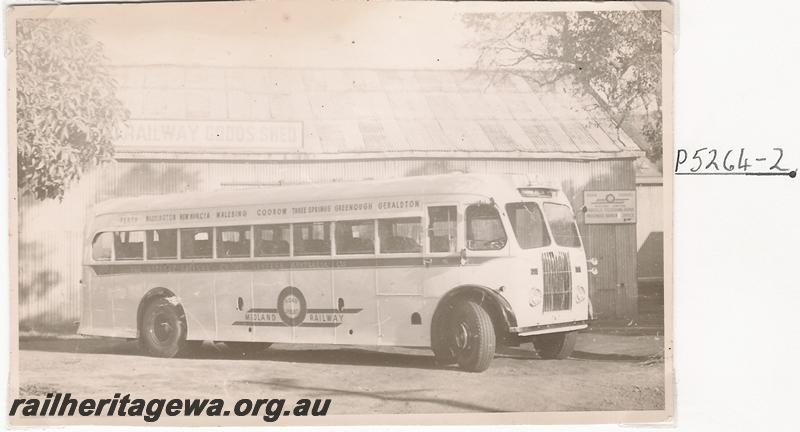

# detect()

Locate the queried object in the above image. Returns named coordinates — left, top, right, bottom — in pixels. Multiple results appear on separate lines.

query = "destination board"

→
left=112, top=199, right=422, bottom=227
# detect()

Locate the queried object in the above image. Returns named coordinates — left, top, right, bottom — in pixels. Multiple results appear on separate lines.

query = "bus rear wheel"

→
left=139, top=297, right=187, bottom=358
left=434, top=299, right=496, bottom=372
left=225, top=342, right=272, bottom=358
left=533, top=331, right=577, bottom=359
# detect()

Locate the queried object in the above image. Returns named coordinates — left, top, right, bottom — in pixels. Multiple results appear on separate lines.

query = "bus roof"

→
left=91, top=173, right=564, bottom=218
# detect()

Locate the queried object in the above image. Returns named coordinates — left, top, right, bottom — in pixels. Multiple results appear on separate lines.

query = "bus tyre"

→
left=225, top=342, right=272, bottom=358
left=533, top=331, right=577, bottom=359
left=448, top=300, right=496, bottom=372
left=431, top=305, right=457, bottom=366
left=431, top=336, right=457, bottom=366
left=139, top=297, right=187, bottom=358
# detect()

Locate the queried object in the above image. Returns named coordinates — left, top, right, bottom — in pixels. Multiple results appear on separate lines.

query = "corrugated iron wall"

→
left=18, top=170, right=96, bottom=331
left=18, top=157, right=637, bottom=331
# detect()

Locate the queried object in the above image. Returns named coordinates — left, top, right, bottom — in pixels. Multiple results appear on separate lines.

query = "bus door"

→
left=419, top=204, right=461, bottom=344
left=374, top=215, right=425, bottom=346
left=87, top=232, right=115, bottom=333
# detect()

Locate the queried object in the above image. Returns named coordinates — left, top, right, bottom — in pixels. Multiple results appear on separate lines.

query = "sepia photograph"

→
left=7, top=0, right=673, bottom=426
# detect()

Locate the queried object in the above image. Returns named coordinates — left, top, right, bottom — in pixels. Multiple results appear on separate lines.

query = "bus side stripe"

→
left=90, top=256, right=498, bottom=275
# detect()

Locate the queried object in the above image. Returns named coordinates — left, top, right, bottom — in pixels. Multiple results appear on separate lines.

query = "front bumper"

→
left=510, top=320, right=588, bottom=336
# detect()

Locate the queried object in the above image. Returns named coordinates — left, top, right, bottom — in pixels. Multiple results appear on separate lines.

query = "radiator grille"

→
left=542, top=251, right=572, bottom=312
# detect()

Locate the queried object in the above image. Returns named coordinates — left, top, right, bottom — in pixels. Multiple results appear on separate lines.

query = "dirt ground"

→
left=17, top=332, right=666, bottom=414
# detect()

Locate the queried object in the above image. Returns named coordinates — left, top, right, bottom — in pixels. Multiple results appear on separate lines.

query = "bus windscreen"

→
left=542, top=203, right=581, bottom=248
left=506, top=202, right=550, bottom=249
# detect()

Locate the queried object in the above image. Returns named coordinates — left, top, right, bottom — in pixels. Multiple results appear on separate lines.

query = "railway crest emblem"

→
left=232, top=286, right=362, bottom=328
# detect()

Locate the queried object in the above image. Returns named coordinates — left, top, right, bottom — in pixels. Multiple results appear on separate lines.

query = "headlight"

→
left=575, top=285, right=587, bottom=303
left=529, top=288, right=542, bottom=307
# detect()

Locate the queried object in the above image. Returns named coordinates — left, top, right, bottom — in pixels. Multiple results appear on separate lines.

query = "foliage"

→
left=16, top=19, right=128, bottom=201
left=464, top=11, right=663, bottom=165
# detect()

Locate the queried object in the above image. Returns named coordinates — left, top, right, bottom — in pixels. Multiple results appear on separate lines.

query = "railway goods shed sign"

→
left=118, top=119, right=303, bottom=153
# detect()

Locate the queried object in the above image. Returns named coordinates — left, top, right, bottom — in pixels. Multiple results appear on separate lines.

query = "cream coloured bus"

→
left=80, top=173, right=591, bottom=372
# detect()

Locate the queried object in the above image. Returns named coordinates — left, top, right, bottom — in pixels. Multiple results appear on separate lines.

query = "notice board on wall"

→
left=583, top=190, right=636, bottom=224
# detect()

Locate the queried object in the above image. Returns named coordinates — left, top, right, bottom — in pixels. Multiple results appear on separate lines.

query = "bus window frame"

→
left=292, top=221, right=333, bottom=258
left=216, top=225, right=253, bottom=259
left=113, top=230, right=147, bottom=262
left=91, top=231, right=115, bottom=262
left=542, top=201, right=583, bottom=249
left=333, top=219, right=377, bottom=257
left=177, top=226, right=216, bottom=261
left=423, top=202, right=461, bottom=257
left=253, top=223, right=292, bottom=259
left=376, top=216, right=424, bottom=257
left=90, top=230, right=115, bottom=264
left=146, top=229, right=179, bottom=261
left=464, top=202, right=509, bottom=254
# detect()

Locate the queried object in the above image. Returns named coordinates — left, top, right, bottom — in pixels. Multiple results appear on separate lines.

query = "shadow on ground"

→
left=19, top=336, right=657, bottom=372
left=240, top=377, right=508, bottom=412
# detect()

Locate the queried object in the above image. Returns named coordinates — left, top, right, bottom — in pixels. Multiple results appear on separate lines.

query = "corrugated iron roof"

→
left=113, top=66, right=644, bottom=159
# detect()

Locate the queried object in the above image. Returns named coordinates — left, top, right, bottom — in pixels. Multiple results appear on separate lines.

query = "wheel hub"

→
left=153, top=314, right=173, bottom=342
left=453, top=322, right=470, bottom=351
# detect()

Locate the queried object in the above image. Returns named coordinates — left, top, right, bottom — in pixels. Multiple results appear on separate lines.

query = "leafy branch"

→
left=464, top=11, right=663, bottom=165
left=16, top=19, right=129, bottom=201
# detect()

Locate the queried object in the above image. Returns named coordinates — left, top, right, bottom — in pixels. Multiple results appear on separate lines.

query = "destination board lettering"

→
left=145, top=214, right=177, bottom=222
left=115, top=198, right=423, bottom=226
left=179, top=212, right=211, bottom=221
left=216, top=210, right=248, bottom=218
left=256, top=208, right=288, bottom=216
left=377, top=200, right=420, bottom=210
left=334, top=202, right=373, bottom=212
left=292, top=205, right=332, bottom=215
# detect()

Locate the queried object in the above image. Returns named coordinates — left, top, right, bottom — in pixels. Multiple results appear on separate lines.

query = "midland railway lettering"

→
left=243, top=311, right=346, bottom=324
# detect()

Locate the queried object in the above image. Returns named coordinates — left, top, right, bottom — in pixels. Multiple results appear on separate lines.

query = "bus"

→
left=80, top=173, right=591, bottom=372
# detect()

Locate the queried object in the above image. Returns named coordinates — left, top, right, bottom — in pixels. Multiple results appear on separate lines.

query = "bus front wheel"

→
left=139, top=297, right=187, bottom=358
left=225, top=342, right=272, bottom=358
left=533, top=331, right=577, bottom=359
left=433, top=299, right=496, bottom=372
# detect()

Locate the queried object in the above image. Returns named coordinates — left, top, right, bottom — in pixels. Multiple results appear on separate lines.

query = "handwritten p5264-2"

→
left=675, top=147, right=795, bottom=178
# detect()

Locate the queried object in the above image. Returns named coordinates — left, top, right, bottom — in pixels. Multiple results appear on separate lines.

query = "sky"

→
left=11, top=1, right=657, bottom=70
left=62, top=1, right=485, bottom=70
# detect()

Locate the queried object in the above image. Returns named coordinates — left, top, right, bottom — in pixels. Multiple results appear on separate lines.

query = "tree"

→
left=16, top=19, right=128, bottom=201
left=464, top=11, right=663, bottom=166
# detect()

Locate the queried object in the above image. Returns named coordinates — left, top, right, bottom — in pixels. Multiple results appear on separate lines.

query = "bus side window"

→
left=180, top=228, right=213, bottom=259
left=335, top=220, right=375, bottom=255
left=217, top=225, right=251, bottom=258
left=254, top=224, right=290, bottom=257
left=114, top=231, right=145, bottom=260
left=379, top=217, right=422, bottom=253
left=293, top=222, right=331, bottom=256
left=147, top=229, right=178, bottom=260
left=427, top=206, right=457, bottom=253
left=92, top=232, right=113, bottom=261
